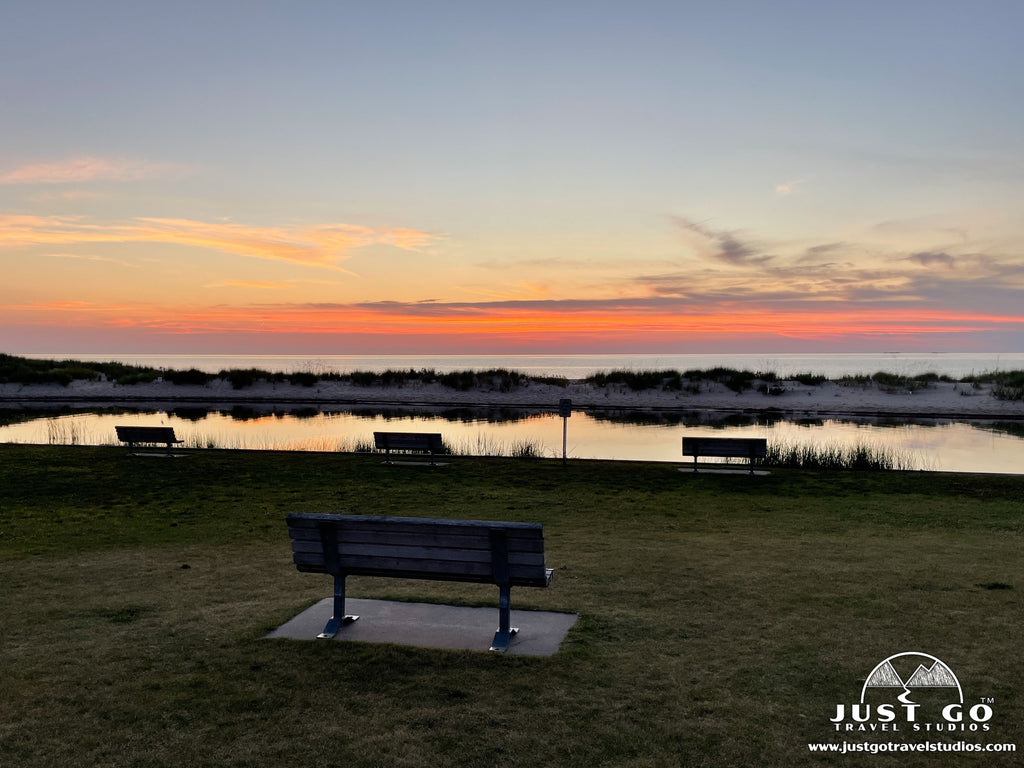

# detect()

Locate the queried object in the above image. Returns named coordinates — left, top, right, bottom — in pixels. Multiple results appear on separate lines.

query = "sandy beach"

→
left=3, top=376, right=1024, bottom=419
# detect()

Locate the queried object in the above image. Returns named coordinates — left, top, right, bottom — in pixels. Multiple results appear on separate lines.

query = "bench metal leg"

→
left=488, top=529, right=518, bottom=651
left=318, top=573, right=359, bottom=639
left=489, top=583, right=519, bottom=652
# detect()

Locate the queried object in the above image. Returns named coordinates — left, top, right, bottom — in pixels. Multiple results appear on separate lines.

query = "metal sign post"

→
left=558, top=399, right=572, bottom=464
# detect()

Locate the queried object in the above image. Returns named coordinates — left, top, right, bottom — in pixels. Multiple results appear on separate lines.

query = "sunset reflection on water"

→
left=3, top=406, right=1023, bottom=475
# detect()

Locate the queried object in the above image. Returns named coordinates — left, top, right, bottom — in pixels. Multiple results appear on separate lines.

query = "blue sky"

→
left=2, top=1, right=1022, bottom=353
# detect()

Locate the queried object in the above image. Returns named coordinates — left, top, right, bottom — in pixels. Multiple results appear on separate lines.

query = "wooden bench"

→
left=373, top=431, right=445, bottom=465
left=115, top=425, right=183, bottom=455
left=682, top=436, right=767, bottom=474
left=286, top=512, right=553, bottom=652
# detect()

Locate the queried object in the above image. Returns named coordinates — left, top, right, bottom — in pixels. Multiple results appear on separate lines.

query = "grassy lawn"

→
left=1, top=444, right=1023, bottom=767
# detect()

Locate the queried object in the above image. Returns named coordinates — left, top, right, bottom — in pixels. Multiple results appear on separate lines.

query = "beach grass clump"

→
left=432, top=368, right=532, bottom=392
left=286, top=371, right=320, bottom=387
left=836, top=373, right=872, bottom=388
left=836, top=371, right=936, bottom=392
left=865, top=371, right=952, bottom=393
left=0, top=354, right=188, bottom=386
left=346, top=369, right=383, bottom=386
left=341, top=368, right=434, bottom=387
left=0, top=354, right=107, bottom=386
left=163, top=368, right=215, bottom=386
left=981, top=370, right=1024, bottom=401
left=791, top=372, right=828, bottom=386
left=217, top=368, right=288, bottom=389
left=585, top=369, right=683, bottom=391
left=683, top=367, right=765, bottom=393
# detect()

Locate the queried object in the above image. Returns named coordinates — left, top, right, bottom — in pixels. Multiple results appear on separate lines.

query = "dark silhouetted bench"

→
left=682, top=436, right=767, bottom=474
left=286, top=512, right=553, bottom=652
left=373, top=431, right=445, bottom=465
left=115, top=425, right=183, bottom=455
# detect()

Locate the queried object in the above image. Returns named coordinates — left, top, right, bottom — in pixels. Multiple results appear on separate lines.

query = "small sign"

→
left=558, top=398, right=572, bottom=418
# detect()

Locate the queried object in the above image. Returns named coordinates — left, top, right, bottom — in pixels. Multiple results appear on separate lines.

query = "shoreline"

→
left=3, top=377, right=1024, bottom=420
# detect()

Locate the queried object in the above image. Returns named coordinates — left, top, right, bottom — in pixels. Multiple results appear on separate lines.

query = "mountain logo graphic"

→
left=860, top=652, right=963, bottom=704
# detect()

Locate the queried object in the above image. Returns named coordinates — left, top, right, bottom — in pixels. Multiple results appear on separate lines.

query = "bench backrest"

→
left=682, top=436, right=767, bottom=458
left=286, top=513, right=549, bottom=587
left=115, top=425, right=179, bottom=443
left=373, top=432, right=444, bottom=451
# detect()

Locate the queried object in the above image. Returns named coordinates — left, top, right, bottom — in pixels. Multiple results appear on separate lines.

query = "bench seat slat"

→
left=288, top=526, right=545, bottom=553
left=292, top=553, right=549, bottom=585
left=373, top=432, right=444, bottom=449
left=682, top=437, right=767, bottom=458
left=290, top=538, right=546, bottom=565
left=115, top=426, right=182, bottom=442
left=684, top=445, right=764, bottom=457
left=286, top=513, right=543, bottom=532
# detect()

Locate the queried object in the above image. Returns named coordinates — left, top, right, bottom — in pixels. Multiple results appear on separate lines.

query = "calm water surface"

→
left=3, top=407, right=1022, bottom=475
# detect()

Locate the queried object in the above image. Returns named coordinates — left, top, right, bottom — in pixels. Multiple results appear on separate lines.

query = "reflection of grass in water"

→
left=45, top=418, right=92, bottom=446
left=181, top=431, right=544, bottom=457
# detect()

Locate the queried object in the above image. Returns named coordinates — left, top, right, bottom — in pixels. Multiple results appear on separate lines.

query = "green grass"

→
left=2, top=445, right=1024, bottom=766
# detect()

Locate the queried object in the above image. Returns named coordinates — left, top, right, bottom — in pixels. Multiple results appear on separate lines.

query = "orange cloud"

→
left=0, top=215, right=436, bottom=269
left=0, top=155, right=177, bottom=184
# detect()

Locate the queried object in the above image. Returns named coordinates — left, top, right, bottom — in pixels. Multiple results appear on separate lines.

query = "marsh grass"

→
left=763, top=439, right=923, bottom=471
left=44, top=417, right=92, bottom=445
left=2, top=446, right=1024, bottom=767
left=179, top=433, right=546, bottom=457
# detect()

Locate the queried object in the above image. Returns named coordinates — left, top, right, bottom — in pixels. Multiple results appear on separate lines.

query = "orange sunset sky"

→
left=2, top=2, right=1023, bottom=355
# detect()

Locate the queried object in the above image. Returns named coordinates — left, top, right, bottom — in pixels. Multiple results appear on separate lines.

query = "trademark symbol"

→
left=981, top=697, right=995, bottom=704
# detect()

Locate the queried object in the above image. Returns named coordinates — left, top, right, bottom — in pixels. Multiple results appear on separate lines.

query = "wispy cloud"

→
left=0, top=155, right=178, bottom=184
left=0, top=215, right=437, bottom=270
left=672, top=216, right=775, bottom=268
left=649, top=214, right=1024, bottom=312
left=907, top=251, right=956, bottom=268
left=205, top=280, right=290, bottom=289
left=774, top=177, right=809, bottom=196
left=49, top=252, right=140, bottom=268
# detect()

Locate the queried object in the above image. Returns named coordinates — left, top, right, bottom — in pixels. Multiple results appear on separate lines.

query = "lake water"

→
left=5, top=352, right=1024, bottom=474
left=2, top=404, right=1023, bottom=474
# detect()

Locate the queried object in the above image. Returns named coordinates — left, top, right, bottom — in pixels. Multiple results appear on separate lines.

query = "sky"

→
left=2, top=0, right=1023, bottom=355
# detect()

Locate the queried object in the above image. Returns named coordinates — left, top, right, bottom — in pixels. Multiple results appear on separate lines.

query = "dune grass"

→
left=2, top=445, right=1023, bottom=767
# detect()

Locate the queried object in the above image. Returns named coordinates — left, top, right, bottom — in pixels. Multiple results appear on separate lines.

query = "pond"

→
left=2, top=405, right=1023, bottom=475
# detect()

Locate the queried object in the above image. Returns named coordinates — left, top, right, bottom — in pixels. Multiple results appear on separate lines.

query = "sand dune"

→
left=3, top=376, right=1024, bottom=419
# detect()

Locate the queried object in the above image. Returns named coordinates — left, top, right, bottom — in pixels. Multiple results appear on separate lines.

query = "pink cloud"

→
left=0, top=215, right=437, bottom=269
left=0, top=155, right=177, bottom=184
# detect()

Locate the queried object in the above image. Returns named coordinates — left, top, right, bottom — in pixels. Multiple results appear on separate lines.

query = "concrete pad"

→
left=267, top=597, right=577, bottom=656
left=678, top=467, right=770, bottom=476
